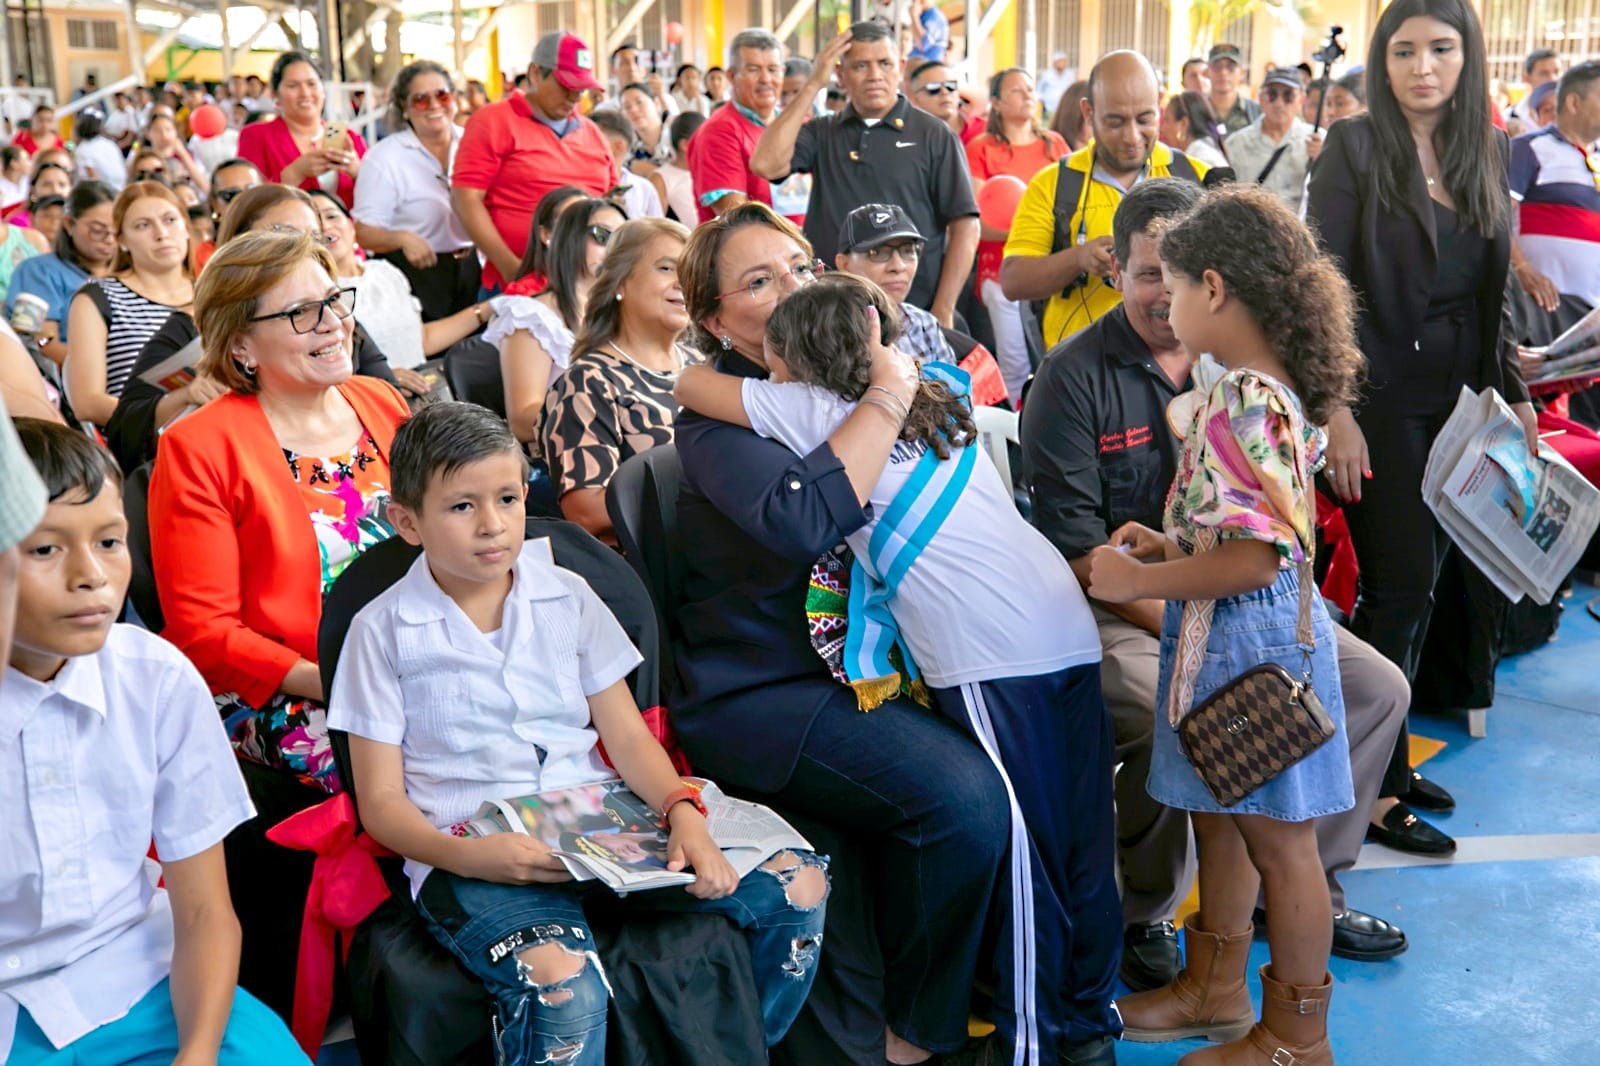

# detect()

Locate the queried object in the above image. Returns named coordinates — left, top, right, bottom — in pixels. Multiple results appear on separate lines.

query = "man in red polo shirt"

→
left=686, top=28, right=800, bottom=224
left=452, top=30, right=618, bottom=293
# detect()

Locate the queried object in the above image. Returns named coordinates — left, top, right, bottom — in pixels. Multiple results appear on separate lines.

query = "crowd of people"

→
left=3, top=0, right=1599, bottom=1063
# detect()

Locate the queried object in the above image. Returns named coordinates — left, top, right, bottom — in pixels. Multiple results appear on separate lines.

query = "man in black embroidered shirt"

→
left=1021, top=178, right=1411, bottom=995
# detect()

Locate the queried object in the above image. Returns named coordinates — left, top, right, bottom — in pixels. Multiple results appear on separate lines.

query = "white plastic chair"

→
left=972, top=404, right=1020, bottom=489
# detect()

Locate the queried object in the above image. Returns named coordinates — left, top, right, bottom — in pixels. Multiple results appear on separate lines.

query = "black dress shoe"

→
left=1365, top=802, right=1457, bottom=855
left=1331, top=908, right=1408, bottom=961
left=1061, top=1035, right=1117, bottom=1066
left=1119, top=920, right=1180, bottom=992
left=1399, top=770, right=1456, bottom=812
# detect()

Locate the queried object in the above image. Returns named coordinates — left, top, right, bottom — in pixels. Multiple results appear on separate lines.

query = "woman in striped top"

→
left=65, top=181, right=195, bottom=426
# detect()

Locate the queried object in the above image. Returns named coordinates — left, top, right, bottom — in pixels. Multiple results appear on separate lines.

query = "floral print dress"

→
left=219, top=430, right=394, bottom=793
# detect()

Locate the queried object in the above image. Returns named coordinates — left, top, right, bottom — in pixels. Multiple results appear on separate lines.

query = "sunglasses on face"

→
left=409, top=88, right=455, bottom=110
left=918, top=81, right=960, bottom=96
left=248, top=287, right=357, bottom=334
left=1261, top=87, right=1297, bottom=102
left=134, top=167, right=165, bottom=179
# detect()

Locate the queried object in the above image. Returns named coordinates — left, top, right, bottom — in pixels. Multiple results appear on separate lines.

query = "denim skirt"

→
left=1148, top=566, right=1356, bottom=821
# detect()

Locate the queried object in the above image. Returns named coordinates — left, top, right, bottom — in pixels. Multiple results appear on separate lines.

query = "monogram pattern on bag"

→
left=1178, top=665, right=1336, bottom=807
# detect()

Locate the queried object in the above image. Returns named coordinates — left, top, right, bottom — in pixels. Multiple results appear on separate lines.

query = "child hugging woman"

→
left=1087, top=184, right=1366, bottom=1066
left=674, top=273, right=1123, bottom=1065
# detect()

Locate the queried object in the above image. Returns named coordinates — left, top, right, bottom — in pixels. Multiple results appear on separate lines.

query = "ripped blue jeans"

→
left=416, top=851, right=829, bottom=1065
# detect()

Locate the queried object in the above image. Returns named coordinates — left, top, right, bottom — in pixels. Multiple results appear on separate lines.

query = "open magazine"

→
left=1423, top=386, right=1600, bottom=604
left=448, top=778, right=811, bottom=894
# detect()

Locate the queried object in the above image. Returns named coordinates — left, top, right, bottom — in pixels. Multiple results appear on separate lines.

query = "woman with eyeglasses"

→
left=238, top=51, right=367, bottom=209
left=310, top=186, right=492, bottom=405
left=104, top=184, right=401, bottom=473
left=542, top=216, right=692, bottom=541
left=64, top=181, right=194, bottom=427
left=670, top=201, right=1009, bottom=1066
left=493, top=197, right=626, bottom=445
left=146, top=228, right=409, bottom=1017
left=5, top=180, right=117, bottom=368
left=352, top=60, right=481, bottom=320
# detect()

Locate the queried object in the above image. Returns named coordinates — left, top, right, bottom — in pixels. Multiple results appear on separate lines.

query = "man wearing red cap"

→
left=452, top=31, right=619, bottom=294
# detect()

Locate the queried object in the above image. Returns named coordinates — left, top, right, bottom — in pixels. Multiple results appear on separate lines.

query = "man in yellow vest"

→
left=1001, top=51, right=1209, bottom=351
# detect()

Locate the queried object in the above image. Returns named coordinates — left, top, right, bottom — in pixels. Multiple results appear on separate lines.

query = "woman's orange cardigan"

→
left=148, top=376, right=410, bottom=708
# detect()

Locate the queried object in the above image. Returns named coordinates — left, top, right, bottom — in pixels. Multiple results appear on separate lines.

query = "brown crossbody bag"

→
left=1168, top=389, right=1335, bottom=807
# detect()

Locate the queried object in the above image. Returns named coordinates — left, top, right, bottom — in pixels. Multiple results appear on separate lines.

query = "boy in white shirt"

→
left=0, top=419, right=305, bottom=1066
left=327, top=402, right=826, bottom=1066
left=673, top=274, right=1124, bottom=1065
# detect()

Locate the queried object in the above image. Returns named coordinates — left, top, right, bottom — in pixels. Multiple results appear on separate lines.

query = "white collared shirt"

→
left=0, top=625, right=254, bottom=1059
left=351, top=125, right=473, bottom=253
left=328, top=538, right=643, bottom=896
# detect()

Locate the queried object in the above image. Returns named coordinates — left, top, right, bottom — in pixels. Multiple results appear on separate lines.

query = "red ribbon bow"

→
left=266, top=792, right=395, bottom=1057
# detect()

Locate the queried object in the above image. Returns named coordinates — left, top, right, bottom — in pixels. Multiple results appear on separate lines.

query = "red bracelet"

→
left=658, top=784, right=707, bottom=826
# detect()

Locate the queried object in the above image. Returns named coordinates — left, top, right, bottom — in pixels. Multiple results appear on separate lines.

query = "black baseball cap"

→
left=838, top=203, right=924, bottom=254
left=1208, top=43, right=1243, bottom=65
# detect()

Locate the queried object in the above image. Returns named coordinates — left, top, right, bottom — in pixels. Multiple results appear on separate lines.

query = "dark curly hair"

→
left=764, top=274, right=976, bottom=459
left=1157, top=185, right=1364, bottom=425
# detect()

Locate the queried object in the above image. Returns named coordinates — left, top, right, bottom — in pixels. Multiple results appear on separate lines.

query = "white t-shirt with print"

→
left=740, top=378, right=1101, bottom=687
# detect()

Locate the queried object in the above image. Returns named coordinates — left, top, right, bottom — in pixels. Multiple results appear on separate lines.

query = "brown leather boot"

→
left=1176, top=965, right=1335, bottom=1065
left=1117, top=916, right=1255, bottom=1043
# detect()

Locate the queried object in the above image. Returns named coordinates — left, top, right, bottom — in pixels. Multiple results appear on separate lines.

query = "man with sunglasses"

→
left=1222, top=66, right=1313, bottom=213
left=908, top=61, right=984, bottom=146
left=191, top=158, right=261, bottom=272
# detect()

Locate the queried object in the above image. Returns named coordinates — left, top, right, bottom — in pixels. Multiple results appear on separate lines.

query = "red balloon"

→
left=977, top=174, right=1027, bottom=231
left=189, top=103, right=227, bottom=139
left=665, top=20, right=685, bottom=46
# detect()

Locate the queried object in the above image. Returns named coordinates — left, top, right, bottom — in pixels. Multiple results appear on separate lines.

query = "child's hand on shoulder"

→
left=667, top=818, right=738, bottom=900
left=1087, top=544, right=1143, bottom=604
left=466, top=834, right=574, bottom=885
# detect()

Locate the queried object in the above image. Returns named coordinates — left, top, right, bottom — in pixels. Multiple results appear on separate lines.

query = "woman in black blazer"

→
left=1307, top=0, right=1536, bottom=857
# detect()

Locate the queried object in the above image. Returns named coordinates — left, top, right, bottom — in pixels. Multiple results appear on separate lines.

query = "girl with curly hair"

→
left=675, top=271, right=1121, bottom=1064
left=1088, top=184, right=1364, bottom=1066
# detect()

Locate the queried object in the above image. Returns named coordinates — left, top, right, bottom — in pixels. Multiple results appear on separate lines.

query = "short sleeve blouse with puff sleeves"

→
left=1162, top=363, right=1326, bottom=566
left=484, top=295, right=576, bottom=376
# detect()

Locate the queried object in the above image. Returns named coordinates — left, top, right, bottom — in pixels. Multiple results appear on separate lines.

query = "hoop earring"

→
left=237, top=361, right=257, bottom=378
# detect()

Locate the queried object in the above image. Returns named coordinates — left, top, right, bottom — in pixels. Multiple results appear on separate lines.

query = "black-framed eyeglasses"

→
left=716, top=260, right=823, bottom=302
left=917, top=80, right=960, bottom=95
left=588, top=224, right=615, bottom=245
left=248, top=287, right=357, bottom=333
left=859, top=240, right=923, bottom=264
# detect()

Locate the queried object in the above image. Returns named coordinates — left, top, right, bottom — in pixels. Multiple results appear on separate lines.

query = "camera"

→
left=1312, top=26, right=1346, bottom=67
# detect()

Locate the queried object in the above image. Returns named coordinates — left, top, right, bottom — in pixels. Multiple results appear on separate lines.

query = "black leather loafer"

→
left=1119, top=920, right=1180, bottom=993
left=1399, top=770, right=1456, bottom=812
left=1331, top=908, right=1408, bottom=961
left=1365, top=802, right=1457, bottom=855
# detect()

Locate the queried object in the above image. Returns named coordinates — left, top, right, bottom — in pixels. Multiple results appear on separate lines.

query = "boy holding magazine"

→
left=327, top=403, right=827, bottom=1066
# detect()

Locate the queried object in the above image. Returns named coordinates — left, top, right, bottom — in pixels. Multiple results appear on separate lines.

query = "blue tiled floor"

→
left=1120, top=595, right=1600, bottom=1066
left=317, top=596, right=1600, bottom=1065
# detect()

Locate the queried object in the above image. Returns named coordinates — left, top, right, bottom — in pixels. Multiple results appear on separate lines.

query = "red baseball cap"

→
left=532, top=32, right=604, bottom=93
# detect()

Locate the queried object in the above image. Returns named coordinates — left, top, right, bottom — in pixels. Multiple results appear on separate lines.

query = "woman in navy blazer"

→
left=1307, top=0, right=1534, bottom=857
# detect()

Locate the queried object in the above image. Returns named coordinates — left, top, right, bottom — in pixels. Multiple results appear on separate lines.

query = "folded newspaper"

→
left=1423, top=386, right=1600, bottom=605
left=137, top=335, right=203, bottom=393
left=1523, top=304, right=1600, bottom=388
left=448, top=778, right=811, bottom=893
